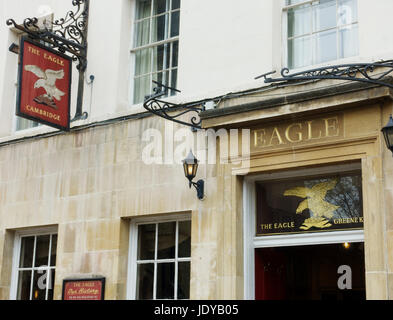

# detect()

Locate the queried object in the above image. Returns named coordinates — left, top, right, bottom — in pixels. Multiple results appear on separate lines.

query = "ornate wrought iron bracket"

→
left=6, top=0, right=90, bottom=121
left=143, top=82, right=204, bottom=129
left=257, top=60, right=393, bottom=89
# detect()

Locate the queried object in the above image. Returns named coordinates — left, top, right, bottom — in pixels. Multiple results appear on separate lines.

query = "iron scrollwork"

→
left=6, top=0, right=89, bottom=71
left=143, top=82, right=204, bottom=129
left=258, top=60, right=393, bottom=89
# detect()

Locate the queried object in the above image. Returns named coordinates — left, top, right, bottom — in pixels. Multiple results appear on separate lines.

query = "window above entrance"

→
left=256, top=170, right=363, bottom=236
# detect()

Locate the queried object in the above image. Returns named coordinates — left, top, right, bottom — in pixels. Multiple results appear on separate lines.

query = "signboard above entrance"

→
left=16, top=37, right=72, bottom=131
left=256, top=172, right=363, bottom=236
left=251, top=114, right=343, bottom=151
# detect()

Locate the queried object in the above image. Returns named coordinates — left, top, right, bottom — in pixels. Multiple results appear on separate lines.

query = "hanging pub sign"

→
left=62, top=278, right=105, bottom=300
left=256, top=172, right=363, bottom=236
left=16, top=37, right=72, bottom=131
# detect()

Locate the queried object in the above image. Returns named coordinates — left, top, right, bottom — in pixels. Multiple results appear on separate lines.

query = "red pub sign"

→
left=17, top=37, right=72, bottom=131
left=62, top=278, right=105, bottom=300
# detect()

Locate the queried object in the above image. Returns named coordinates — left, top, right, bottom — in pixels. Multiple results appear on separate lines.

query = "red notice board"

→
left=17, top=37, right=72, bottom=131
left=62, top=278, right=105, bottom=300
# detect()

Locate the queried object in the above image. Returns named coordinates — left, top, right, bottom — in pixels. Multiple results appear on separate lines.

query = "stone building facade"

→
left=1, top=0, right=393, bottom=300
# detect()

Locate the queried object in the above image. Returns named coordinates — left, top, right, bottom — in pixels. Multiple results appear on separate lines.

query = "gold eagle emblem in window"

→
left=283, top=178, right=340, bottom=230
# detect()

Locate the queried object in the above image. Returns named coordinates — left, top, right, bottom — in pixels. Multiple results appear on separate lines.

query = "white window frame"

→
left=243, top=162, right=364, bottom=300
left=9, top=227, right=58, bottom=300
left=130, top=0, right=180, bottom=105
left=282, top=0, right=359, bottom=70
left=127, top=213, right=191, bottom=300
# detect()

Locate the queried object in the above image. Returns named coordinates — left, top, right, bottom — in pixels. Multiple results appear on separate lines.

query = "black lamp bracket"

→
left=189, top=179, right=204, bottom=200
left=143, top=81, right=204, bottom=130
left=6, top=0, right=90, bottom=121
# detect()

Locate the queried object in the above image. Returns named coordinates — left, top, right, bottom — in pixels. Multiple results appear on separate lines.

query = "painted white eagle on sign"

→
left=24, top=65, right=65, bottom=108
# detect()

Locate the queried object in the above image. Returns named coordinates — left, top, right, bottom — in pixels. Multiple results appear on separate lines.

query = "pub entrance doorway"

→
left=254, top=243, right=365, bottom=300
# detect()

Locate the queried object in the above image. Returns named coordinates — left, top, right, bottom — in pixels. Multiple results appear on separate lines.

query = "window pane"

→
left=153, top=0, right=168, bottom=15
left=338, top=0, right=357, bottom=25
left=134, top=74, right=151, bottom=104
left=136, top=0, right=152, bottom=20
left=152, top=44, right=169, bottom=72
left=315, top=29, right=337, bottom=64
left=313, top=0, right=336, bottom=32
left=172, top=0, right=180, bottom=10
left=153, top=71, right=170, bottom=95
left=16, top=118, right=40, bottom=131
left=178, top=220, right=191, bottom=258
left=172, top=41, right=178, bottom=67
left=50, top=235, right=57, bottom=267
left=137, top=224, right=156, bottom=260
left=178, top=261, right=190, bottom=299
left=170, top=11, right=180, bottom=37
left=47, top=270, right=55, bottom=300
left=170, top=69, right=177, bottom=96
left=339, top=24, right=358, bottom=59
left=157, top=222, right=176, bottom=259
left=34, top=235, right=50, bottom=267
left=19, top=236, right=34, bottom=268
left=137, top=263, right=154, bottom=299
left=17, top=271, right=32, bottom=300
left=135, top=19, right=151, bottom=47
left=135, top=48, right=152, bottom=76
left=288, top=5, right=311, bottom=38
left=153, top=71, right=164, bottom=87
left=288, top=36, right=312, bottom=69
left=152, top=14, right=168, bottom=42
left=156, top=263, right=175, bottom=299
left=32, top=270, right=47, bottom=300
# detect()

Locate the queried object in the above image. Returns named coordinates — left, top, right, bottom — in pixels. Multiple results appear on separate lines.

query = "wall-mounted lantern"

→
left=381, top=115, right=393, bottom=156
left=182, top=150, right=204, bottom=200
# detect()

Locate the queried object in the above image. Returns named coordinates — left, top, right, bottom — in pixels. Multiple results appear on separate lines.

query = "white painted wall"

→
left=1, top=0, right=393, bottom=140
left=178, top=0, right=275, bottom=100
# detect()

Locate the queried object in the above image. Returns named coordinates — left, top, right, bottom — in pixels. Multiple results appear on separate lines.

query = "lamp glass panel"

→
left=185, top=162, right=198, bottom=179
left=183, top=162, right=197, bottom=180
left=188, top=164, right=194, bottom=176
left=383, top=133, right=388, bottom=148
left=192, top=163, right=198, bottom=177
left=382, top=126, right=393, bottom=149
left=183, top=163, right=191, bottom=179
left=387, top=130, right=393, bottom=147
